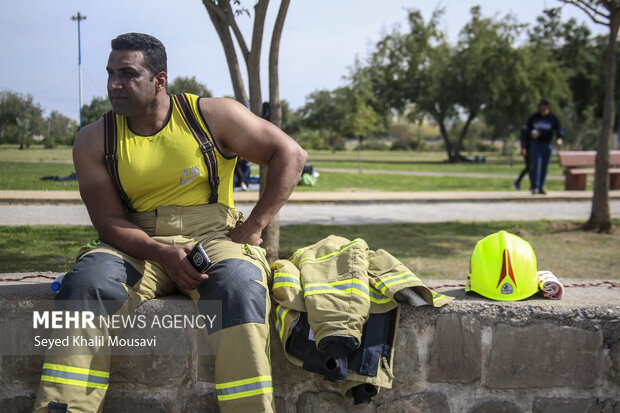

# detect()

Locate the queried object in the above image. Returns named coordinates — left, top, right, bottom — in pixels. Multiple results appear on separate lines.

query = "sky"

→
left=0, top=0, right=609, bottom=121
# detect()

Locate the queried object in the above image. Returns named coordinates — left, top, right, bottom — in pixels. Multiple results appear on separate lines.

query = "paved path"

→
left=2, top=198, right=619, bottom=225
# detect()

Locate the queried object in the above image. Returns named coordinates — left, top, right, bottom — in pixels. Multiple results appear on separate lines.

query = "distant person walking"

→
left=513, top=124, right=531, bottom=191
left=525, top=98, right=564, bottom=195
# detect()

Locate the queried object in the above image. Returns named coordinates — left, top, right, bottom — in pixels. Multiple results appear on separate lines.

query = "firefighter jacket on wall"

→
left=270, top=235, right=453, bottom=404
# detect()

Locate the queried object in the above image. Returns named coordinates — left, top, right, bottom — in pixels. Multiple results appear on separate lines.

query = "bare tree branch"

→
left=202, top=0, right=228, bottom=22
left=202, top=1, right=250, bottom=61
left=557, top=0, right=609, bottom=25
left=222, top=0, right=251, bottom=60
left=203, top=0, right=249, bottom=103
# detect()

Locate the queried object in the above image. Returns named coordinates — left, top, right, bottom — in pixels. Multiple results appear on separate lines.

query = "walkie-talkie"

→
left=186, top=244, right=211, bottom=273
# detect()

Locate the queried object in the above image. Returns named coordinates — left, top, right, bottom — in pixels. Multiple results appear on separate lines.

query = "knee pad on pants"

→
left=56, top=252, right=142, bottom=316
left=197, top=258, right=267, bottom=331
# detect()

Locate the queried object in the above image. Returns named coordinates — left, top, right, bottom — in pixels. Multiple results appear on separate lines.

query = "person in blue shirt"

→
left=513, top=124, right=531, bottom=191
left=525, top=98, right=564, bottom=194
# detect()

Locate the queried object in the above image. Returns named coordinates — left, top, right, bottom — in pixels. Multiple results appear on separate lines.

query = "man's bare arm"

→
left=73, top=120, right=206, bottom=289
left=200, top=98, right=308, bottom=245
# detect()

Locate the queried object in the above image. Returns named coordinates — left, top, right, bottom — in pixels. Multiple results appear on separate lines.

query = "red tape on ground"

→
left=1, top=275, right=619, bottom=289
left=0, top=274, right=57, bottom=282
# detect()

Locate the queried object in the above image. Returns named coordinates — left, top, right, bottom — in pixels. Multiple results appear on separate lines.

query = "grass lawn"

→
left=309, top=159, right=564, bottom=177
left=0, top=145, right=73, bottom=162
left=2, top=221, right=618, bottom=280
left=0, top=226, right=97, bottom=273
left=0, top=161, right=78, bottom=190
left=293, top=171, right=564, bottom=192
left=1, top=145, right=571, bottom=192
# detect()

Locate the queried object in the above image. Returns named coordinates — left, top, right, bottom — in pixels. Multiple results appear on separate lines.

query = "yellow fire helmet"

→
left=466, top=230, right=539, bottom=301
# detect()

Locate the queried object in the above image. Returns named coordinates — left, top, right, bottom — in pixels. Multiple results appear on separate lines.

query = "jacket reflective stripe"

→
left=375, top=272, right=419, bottom=294
left=276, top=305, right=291, bottom=340
left=289, top=247, right=307, bottom=263
left=304, top=279, right=391, bottom=303
left=296, top=240, right=363, bottom=266
left=369, top=286, right=392, bottom=304
left=273, top=272, right=301, bottom=290
left=41, top=363, right=109, bottom=389
left=216, top=375, right=273, bottom=401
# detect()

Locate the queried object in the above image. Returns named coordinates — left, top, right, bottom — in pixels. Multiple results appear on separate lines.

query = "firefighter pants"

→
left=33, top=204, right=274, bottom=413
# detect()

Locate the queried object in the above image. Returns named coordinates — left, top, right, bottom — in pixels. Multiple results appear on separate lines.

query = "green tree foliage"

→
left=526, top=7, right=619, bottom=149
left=81, top=96, right=112, bottom=126
left=0, top=91, right=44, bottom=147
left=292, top=5, right=613, bottom=162
left=298, top=88, right=348, bottom=151
left=167, top=76, right=213, bottom=97
left=528, top=9, right=601, bottom=118
left=366, top=7, right=535, bottom=161
left=45, top=110, right=79, bottom=147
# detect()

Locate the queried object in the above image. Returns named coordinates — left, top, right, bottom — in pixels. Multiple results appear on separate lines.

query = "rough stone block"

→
left=197, top=354, right=216, bottom=383
left=600, top=399, right=620, bottom=413
left=274, top=396, right=287, bottom=413
left=1, top=394, right=36, bottom=413
left=487, top=323, right=602, bottom=389
left=469, top=400, right=521, bottom=413
left=428, top=314, right=481, bottom=383
left=295, top=391, right=361, bottom=413
left=392, top=327, right=419, bottom=384
left=376, top=392, right=450, bottom=413
left=532, top=397, right=599, bottom=413
left=110, top=354, right=189, bottom=385
left=103, top=396, right=171, bottom=413
left=610, top=340, right=620, bottom=385
left=183, top=392, right=220, bottom=412
left=1, top=354, right=44, bottom=385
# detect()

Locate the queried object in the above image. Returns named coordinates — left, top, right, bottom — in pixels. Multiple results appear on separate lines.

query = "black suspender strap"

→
left=102, top=111, right=136, bottom=213
left=172, top=93, right=220, bottom=204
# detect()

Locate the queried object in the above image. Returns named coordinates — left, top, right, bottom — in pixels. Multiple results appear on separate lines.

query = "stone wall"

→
left=1, top=278, right=619, bottom=413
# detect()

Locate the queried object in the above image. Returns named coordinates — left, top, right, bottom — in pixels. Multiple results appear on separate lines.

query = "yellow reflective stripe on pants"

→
left=216, top=375, right=273, bottom=401
left=375, top=272, right=419, bottom=294
left=41, top=363, right=109, bottom=389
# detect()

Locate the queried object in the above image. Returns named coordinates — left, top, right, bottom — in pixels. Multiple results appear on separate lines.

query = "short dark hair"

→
left=111, top=33, right=167, bottom=79
left=538, top=98, right=550, bottom=106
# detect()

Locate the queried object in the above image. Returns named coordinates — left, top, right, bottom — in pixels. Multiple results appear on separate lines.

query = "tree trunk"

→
left=583, top=13, right=618, bottom=232
left=455, top=112, right=477, bottom=160
left=437, top=117, right=455, bottom=162
left=357, top=136, right=363, bottom=173
left=268, top=0, right=289, bottom=129
left=261, top=0, right=290, bottom=263
left=247, top=0, right=268, bottom=114
left=204, top=3, right=248, bottom=104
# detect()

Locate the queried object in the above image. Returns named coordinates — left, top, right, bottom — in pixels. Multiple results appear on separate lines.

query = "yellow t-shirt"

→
left=115, top=94, right=236, bottom=212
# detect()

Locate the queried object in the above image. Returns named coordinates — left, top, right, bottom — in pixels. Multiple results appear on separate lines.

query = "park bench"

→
left=557, top=150, right=620, bottom=190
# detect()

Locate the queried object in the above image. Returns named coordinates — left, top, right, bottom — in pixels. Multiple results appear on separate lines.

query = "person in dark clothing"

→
left=234, top=157, right=251, bottom=190
left=525, top=98, right=564, bottom=194
left=513, top=124, right=531, bottom=190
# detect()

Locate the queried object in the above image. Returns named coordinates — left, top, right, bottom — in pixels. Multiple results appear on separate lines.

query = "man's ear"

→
left=154, top=71, right=168, bottom=93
